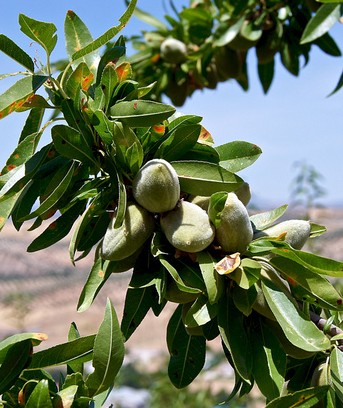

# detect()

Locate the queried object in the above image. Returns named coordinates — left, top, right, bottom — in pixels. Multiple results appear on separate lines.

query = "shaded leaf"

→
left=0, top=332, right=47, bottom=363
left=0, top=34, right=34, bottom=71
left=218, top=291, right=252, bottom=383
left=110, top=99, right=176, bottom=127
left=167, top=305, right=206, bottom=388
left=121, top=286, right=156, bottom=340
left=258, top=60, right=275, bottom=94
left=0, top=340, right=32, bottom=394
left=197, top=251, right=224, bottom=304
left=52, top=125, right=98, bottom=168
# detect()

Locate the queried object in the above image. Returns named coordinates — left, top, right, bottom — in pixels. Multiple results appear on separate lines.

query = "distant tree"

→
left=127, top=0, right=343, bottom=105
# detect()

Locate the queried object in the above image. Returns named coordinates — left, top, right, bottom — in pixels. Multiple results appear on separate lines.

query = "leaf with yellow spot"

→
left=198, top=125, right=214, bottom=145
left=65, top=62, right=94, bottom=99
left=116, top=62, right=132, bottom=81
left=0, top=75, right=48, bottom=120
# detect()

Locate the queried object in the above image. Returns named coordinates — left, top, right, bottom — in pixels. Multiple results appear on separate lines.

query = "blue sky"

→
left=0, top=0, right=342, bottom=207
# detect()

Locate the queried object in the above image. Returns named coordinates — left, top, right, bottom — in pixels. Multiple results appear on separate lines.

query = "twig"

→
left=309, top=310, right=343, bottom=351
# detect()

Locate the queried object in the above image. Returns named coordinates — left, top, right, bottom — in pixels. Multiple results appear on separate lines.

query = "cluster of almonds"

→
left=101, top=158, right=311, bottom=267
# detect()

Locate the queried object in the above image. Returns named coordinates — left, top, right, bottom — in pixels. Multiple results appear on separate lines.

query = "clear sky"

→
left=0, top=0, right=342, bottom=208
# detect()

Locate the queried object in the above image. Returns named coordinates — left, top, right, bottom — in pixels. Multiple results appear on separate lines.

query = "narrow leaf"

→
left=0, top=332, right=47, bottom=363
left=72, top=0, right=138, bottom=61
left=197, top=251, right=224, bottom=304
left=29, top=335, right=95, bottom=368
left=86, top=299, right=125, bottom=396
left=300, top=4, right=342, bottom=44
left=167, top=305, right=206, bottom=388
left=258, top=60, right=275, bottom=94
left=218, top=292, right=252, bottom=383
left=121, top=286, right=156, bottom=341
left=0, top=75, right=48, bottom=119
left=0, top=340, right=32, bottom=394
left=0, top=34, right=34, bottom=71
left=266, top=386, right=329, bottom=407
left=250, top=204, right=288, bottom=231
left=25, top=379, right=53, bottom=408
left=261, top=273, right=331, bottom=352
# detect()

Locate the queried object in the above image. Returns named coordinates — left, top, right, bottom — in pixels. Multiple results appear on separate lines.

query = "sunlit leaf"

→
left=216, top=141, right=262, bottom=172
left=19, top=14, right=57, bottom=55
left=261, top=271, right=331, bottom=352
left=171, top=160, right=243, bottom=196
left=25, top=379, right=53, bottom=408
left=266, top=386, right=329, bottom=407
left=64, top=10, right=100, bottom=73
left=301, top=4, right=342, bottom=44
left=72, top=0, right=138, bottom=61
left=86, top=299, right=125, bottom=396
left=0, top=75, right=48, bottom=119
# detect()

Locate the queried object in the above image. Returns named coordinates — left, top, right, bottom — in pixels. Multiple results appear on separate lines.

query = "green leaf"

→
left=208, top=191, right=228, bottom=228
left=0, top=34, right=34, bottom=71
left=330, top=347, right=343, bottom=403
left=171, top=160, right=243, bottom=196
left=328, top=69, right=343, bottom=96
left=154, top=124, right=201, bottom=162
left=0, top=332, right=47, bottom=363
left=64, top=10, right=100, bottom=74
left=0, top=340, right=32, bottom=394
left=270, top=257, right=343, bottom=311
left=53, top=385, right=78, bottom=408
left=251, top=318, right=286, bottom=401
left=232, top=285, right=257, bottom=316
left=19, top=160, right=77, bottom=221
left=100, top=62, right=119, bottom=111
left=121, top=286, right=157, bottom=341
left=65, top=62, right=94, bottom=100
left=19, top=14, right=57, bottom=55
left=314, top=32, right=341, bottom=56
left=133, top=6, right=168, bottom=30
left=27, top=201, right=85, bottom=252
left=213, top=16, right=245, bottom=47
left=19, top=107, right=44, bottom=143
left=184, top=294, right=218, bottom=328
left=258, top=60, right=275, bottom=94
left=29, top=335, right=95, bottom=368
left=229, top=258, right=261, bottom=290
left=110, top=99, right=176, bottom=127
left=77, top=257, right=113, bottom=313
left=86, top=299, right=125, bottom=396
left=216, top=141, right=262, bottom=172
left=271, top=246, right=343, bottom=278
left=72, top=0, right=138, bottom=61
left=300, top=4, right=342, bottom=44
left=197, top=251, right=224, bottom=304
left=265, top=386, right=329, bottom=407
left=52, top=125, right=98, bottom=168
left=218, top=291, right=252, bottom=383
left=250, top=204, right=288, bottom=231
left=0, top=75, right=48, bottom=119
left=261, top=272, right=331, bottom=352
left=26, top=379, right=53, bottom=408
left=167, top=305, right=206, bottom=388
